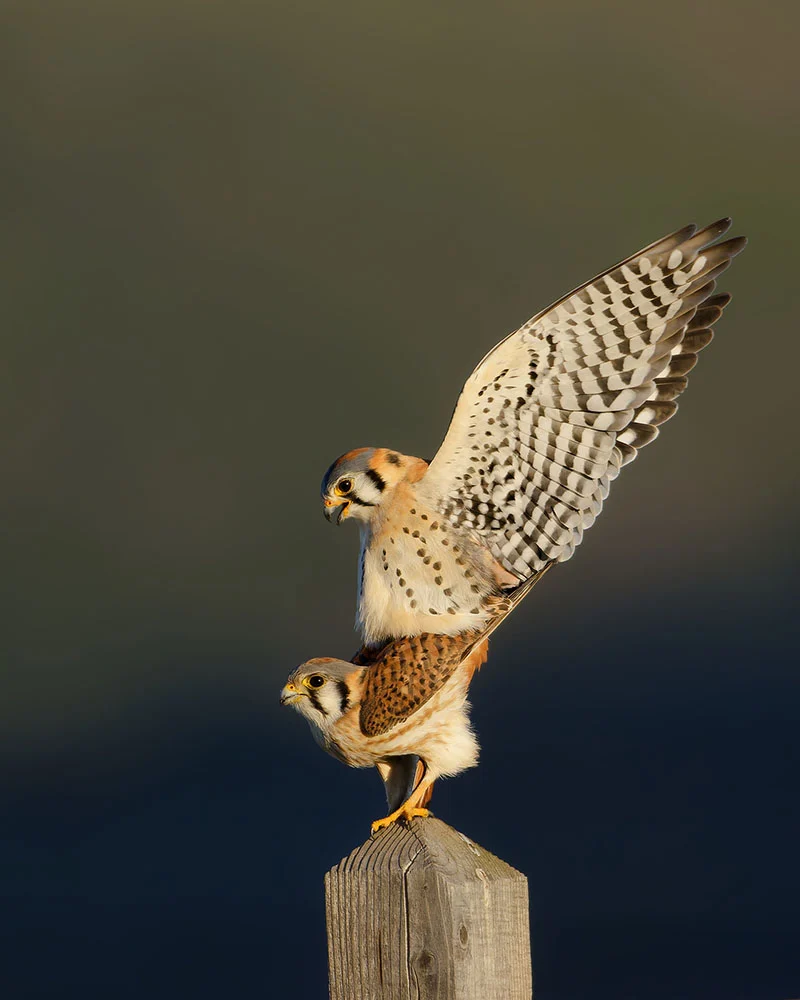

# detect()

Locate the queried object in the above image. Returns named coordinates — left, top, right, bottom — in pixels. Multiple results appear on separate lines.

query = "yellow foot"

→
left=371, top=806, right=430, bottom=834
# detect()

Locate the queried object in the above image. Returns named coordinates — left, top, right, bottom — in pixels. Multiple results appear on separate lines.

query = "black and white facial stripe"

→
left=336, top=680, right=350, bottom=715
left=302, top=675, right=352, bottom=722
left=365, top=468, right=386, bottom=493
left=307, top=688, right=329, bottom=716
left=344, top=469, right=386, bottom=508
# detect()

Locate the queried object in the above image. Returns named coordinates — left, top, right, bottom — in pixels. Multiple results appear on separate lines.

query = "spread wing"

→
left=416, top=219, right=746, bottom=578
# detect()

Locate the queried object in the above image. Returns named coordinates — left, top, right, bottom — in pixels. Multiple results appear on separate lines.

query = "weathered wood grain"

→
left=325, top=817, right=532, bottom=1000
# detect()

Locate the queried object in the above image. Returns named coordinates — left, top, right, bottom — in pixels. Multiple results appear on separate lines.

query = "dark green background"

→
left=2, top=2, right=798, bottom=997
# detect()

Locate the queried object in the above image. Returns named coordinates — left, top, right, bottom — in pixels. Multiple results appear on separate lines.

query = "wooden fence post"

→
left=324, top=816, right=532, bottom=1000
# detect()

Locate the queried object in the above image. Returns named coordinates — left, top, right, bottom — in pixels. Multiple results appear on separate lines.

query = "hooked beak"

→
left=280, top=682, right=304, bottom=707
left=323, top=496, right=350, bottom=525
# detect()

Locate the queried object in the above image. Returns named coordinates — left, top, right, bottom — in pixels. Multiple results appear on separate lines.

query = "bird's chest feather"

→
left=356, top=494, right=499, bottom=644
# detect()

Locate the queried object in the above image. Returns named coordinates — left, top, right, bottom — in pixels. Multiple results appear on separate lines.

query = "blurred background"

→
left=1, top=2, right=798, bottom=997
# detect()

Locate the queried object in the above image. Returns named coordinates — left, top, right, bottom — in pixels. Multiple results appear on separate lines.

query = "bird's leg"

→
left=417, top=778, right=435, bottom=808
left=371, top=767, right=434, bottom=834
left=370, top=795, right=430, bottom=833
left=377, top=754, right=421, bottom=814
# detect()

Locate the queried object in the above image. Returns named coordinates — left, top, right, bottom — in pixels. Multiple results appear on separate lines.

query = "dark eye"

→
left=336, top=478, right=353, bottom=495
left=307, top=674, right=325, bottom=688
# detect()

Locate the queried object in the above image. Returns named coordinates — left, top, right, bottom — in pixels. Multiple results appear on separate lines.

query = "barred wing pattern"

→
left=417, top=220, right=745, bottom=579
left=358, top=632, right=475, bottom=737
left=356, top=569, right=545, bottom=735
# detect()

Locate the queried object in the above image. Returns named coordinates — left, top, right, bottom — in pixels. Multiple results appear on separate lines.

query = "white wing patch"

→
left=417, top=220, right=745, bottom=578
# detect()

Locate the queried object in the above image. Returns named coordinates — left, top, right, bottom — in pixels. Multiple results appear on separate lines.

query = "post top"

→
left=327, top=816, right=526, bottom=884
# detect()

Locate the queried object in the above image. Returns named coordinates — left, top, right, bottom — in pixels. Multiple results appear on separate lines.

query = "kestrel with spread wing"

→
left=284, top=219, right=746, bottom=829
left=320, top=219, right=745, bottom=647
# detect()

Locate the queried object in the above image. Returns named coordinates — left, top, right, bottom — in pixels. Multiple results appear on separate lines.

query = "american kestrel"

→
left=281, top=576, right=539, bottom=830
left=287, top=219, right=746, bottom=829
left=320, top=219, right=745, bottom=646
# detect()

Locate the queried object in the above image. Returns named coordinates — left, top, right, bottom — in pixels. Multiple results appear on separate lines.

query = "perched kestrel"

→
left=285, top=219, right=746, bottom=829
left=281, top=577, right=539, bottom=830
left=320, top=219, right=745, bottom=646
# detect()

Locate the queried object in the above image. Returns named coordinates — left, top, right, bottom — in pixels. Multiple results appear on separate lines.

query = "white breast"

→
left=356, top=500, right=497, bottom=644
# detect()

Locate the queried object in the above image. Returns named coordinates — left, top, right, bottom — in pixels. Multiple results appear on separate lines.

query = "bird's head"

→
left=280, top=658, right=357, bottom=729
left=320, top=448, right=417, bottom=525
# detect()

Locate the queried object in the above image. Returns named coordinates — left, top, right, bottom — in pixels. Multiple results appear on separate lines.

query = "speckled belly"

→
left=356, top=500, right=501, bottom=644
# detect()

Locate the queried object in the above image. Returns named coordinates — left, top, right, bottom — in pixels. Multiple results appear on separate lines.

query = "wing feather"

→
left=357, top=570, right=549, bottom=736
left=416, top=222, right=744, bottom=577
